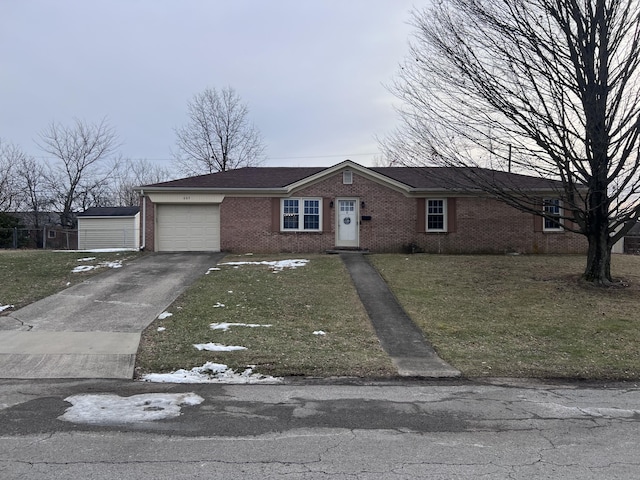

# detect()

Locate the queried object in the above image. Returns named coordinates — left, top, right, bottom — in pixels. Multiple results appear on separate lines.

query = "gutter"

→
left=140, top=189, right=146, bottom=251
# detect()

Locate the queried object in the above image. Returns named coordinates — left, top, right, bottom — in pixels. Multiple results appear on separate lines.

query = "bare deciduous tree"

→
left=37, top=118, right=119, bottom=228
left=0, top=140, right=24, bottom=212
left=14, top=154, right=52, bottom=229
left=382, top=0, right=640, bottom=286
left=174, top=86, right=266, bottom=175
left=110, top=158, right=174, bottom=206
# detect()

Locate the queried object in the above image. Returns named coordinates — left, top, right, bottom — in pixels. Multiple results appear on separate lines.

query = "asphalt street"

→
left=1, top=379, right=638, bottom=479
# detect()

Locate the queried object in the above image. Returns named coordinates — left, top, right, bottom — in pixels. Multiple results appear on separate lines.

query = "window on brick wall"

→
left=543, top=198, right=563, bottom=231
left=281, top=198, right=322, bottom=231
left=426, top=199, right=447, bottom=232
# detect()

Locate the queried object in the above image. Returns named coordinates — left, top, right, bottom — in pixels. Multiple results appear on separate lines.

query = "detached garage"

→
left=77, top=207, right=140, bottom=250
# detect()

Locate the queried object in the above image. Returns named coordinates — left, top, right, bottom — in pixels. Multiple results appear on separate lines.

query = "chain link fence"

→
left=0, top=228, right=79, bottom=250
left=0, top=227, right=139, bottom=250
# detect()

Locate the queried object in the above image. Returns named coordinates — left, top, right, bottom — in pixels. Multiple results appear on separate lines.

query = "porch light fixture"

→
left=330, top=201, right=334, bottom=208
left=361, top=201, right=365, bottom=209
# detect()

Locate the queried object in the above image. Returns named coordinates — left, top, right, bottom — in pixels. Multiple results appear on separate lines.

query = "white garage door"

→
left=156, top=204, right=220, bottom=252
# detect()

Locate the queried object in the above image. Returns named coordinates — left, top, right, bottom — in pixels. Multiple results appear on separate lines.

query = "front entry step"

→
left=326, top=248, right=370, bottom=255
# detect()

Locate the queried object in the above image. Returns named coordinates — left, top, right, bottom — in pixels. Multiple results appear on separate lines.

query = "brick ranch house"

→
left=135, top=160, right=587, bottom=254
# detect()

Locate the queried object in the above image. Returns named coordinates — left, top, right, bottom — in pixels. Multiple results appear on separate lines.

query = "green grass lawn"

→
left=4, top=249, right=640, bottom=381
left=370, top=254, right=640, bottom=380
left=135, top=254, right=397, bottom=378
left=0, top=250, right=144, bottom=309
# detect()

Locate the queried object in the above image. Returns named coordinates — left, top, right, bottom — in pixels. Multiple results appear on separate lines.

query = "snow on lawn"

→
left=71, top=259, right=123, bottom=273
left=59, top=392, right=204, bottom=425
left=210, top=322, right=272, bottom=332
left=313, top=330, right=327, bottom=336
left=77, top=257, right=96, bottom=262
left=193, top=343, right=247, bottom=352
left=56, top=248, right=137, bottom=253
left=217, top=259, right=309, bottom=272
left=140, top=362, right=282, bottom=384
left=0, top=304, right=13, bottom=312
left=157, top=311, right=173, bottom=320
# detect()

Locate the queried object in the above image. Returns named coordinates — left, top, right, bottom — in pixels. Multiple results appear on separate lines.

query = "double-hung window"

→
left=426, top=199, right=447, bottom=232
left=543, top=198, right=563, bottom=231
left=281, top=198, right=321, bottom=231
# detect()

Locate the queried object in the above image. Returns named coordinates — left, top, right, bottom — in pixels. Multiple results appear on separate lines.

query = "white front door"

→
left=336, top=198, right=359, bottom=248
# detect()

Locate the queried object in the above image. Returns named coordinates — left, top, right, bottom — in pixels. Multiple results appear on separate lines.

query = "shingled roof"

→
left=77, top=206, right=140, bottom=217
left=141, top=163, right=564, bottom=192
left=144, top=167, right=326, bottom=189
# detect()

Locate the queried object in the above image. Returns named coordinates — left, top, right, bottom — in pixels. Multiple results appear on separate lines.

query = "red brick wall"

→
left=419, top=196, right=587, bottom=254
left=142, top=171, right=588, bottom=254
left=140, top=195, right=155, bottom=251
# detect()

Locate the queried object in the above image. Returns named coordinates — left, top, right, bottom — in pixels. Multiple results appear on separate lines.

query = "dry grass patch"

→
left=370, top=254, right=640, bottom=380
left=0, top=250, right=143, bottom=309
left=136, top=254, right=395, bottom=378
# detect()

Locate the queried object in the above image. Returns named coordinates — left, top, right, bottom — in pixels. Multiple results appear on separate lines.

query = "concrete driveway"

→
left=0, top=252, right=224, bottom=379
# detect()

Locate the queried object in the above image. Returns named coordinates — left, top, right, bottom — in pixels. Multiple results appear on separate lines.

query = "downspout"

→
left=140, top=190, right=146, bottom=251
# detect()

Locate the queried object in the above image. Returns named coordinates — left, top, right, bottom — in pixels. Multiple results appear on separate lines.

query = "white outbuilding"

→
left=77, top=207, right=140, bottom=250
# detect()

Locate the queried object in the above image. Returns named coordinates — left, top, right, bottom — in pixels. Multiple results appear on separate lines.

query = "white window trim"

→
left=280, top=197, right=323, bottom=232
left=543, top=198, right=564, bottom=232
left=426, top=198, right=448, bottom=232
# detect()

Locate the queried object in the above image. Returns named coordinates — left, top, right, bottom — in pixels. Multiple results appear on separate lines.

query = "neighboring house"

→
left=77, top=207, right=140, bottom=250
left=620, top=222, right=640, bottom=254
left=135, top=160, right=587, bottom=254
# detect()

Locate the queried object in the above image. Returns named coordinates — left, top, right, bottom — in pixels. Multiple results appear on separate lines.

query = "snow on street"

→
left=59, top=392, right=204, bottom=425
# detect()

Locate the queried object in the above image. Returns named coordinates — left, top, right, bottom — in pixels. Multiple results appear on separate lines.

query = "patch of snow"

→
left=218, top=259, right=309, bottom=272
left=77, top=257, right=96, bottom=262
left=157, top=327, right=166, bottom=332
left=140, top=362, right=282, bottom=384
left=212, top=302, right=225, bottom=308
left=102, top=260, right=123, bottom=269
left=210, top=322, right=272, bottom=332
left=66, top=282, right=71, bottom=286
left=227, top=290, right=233, bottom=293
left=193, top=343, right=247, bottom=352
left=313, top=331, right=326, bottom=336
left=205, top=267, right=221, bottom=274
left=72, top=265, right=96, bottom=273
left=71, top=259, right=123, bottom=273
left=55, top=248, right=136, bottom=253
left=0, top=304, right=14, bottom=312
left=59, top=392, right=204, bottom=425
left=157, top=311, right=173, bottom=320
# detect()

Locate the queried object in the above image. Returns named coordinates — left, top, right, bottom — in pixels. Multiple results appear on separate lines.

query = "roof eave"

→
left=136, top=186, right=290, bottom=196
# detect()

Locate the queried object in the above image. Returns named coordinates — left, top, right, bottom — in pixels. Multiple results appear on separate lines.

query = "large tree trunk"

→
left=583, top=215, right=612, bottom=285
left=584, top=235, right=612, bottom=285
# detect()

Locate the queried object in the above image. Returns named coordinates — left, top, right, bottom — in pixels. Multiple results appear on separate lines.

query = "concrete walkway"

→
left=0, top=252, right=224, bottom=379
left=340, top=253, right=460, bottom=378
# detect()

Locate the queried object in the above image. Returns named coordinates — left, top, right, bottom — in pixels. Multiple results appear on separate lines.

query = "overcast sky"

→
left=1, top=1, right=421, bottom=174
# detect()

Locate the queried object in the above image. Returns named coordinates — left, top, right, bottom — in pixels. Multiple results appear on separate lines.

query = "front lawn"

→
left=135, top=255, right=397, bottom=378
left=0, top=250, right=144, bottom=310
left=370, top=254, right=640, bottom=380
